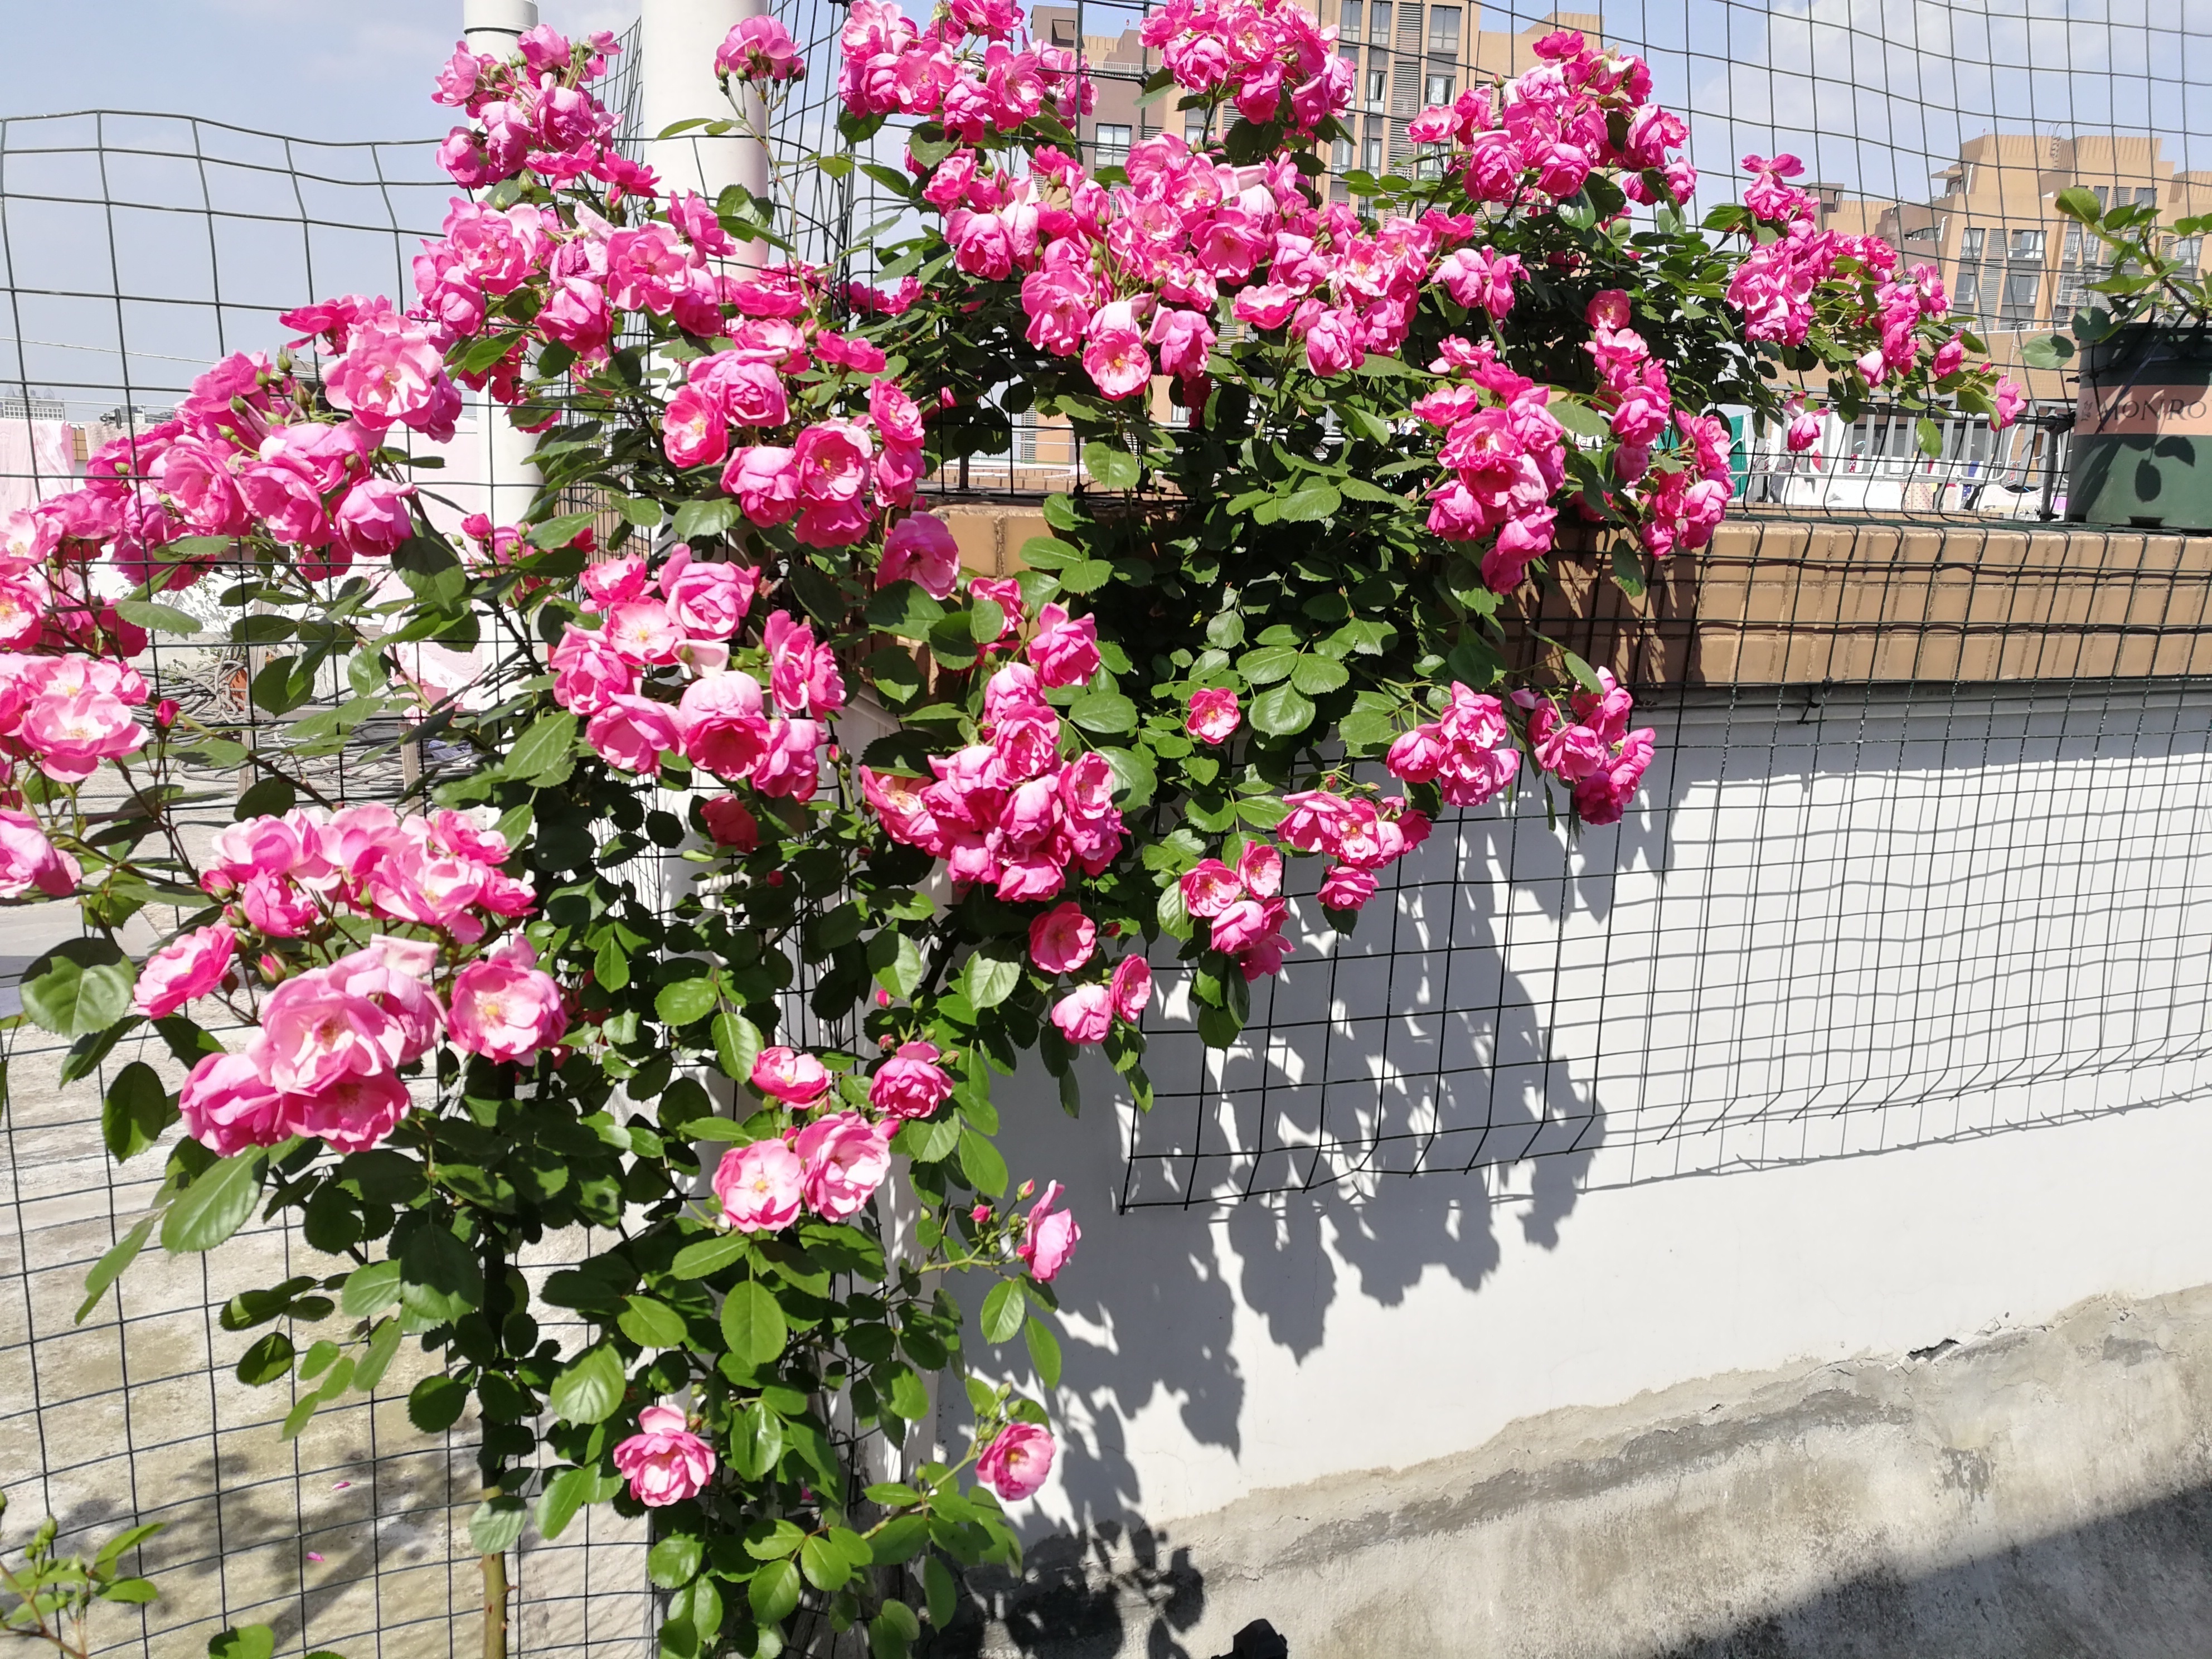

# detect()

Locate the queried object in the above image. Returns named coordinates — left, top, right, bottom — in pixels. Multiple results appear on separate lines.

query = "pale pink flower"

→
left=449, top=949, right=567, bottom=1061
left=1109, top=954, right=1152, bottom=1024
left=713, top=1139, right=804, bottom=1232
left=1026, top=603, right=1099, bottom=688
left=179, top=1050, right=289, bottom=1157
left=613, top=1404, right=716, bottom=1506
left=794, top=1110, right=893, bottom=1220
left=249, top=967, right=408, bottom=1097
left=133, top=924, right=236, bottom=1018
left=1186, top=687, right=1239, bottom=744
left=0, top=810, right=79, bottom=900
left=1050, top=982, right=1112, bottom=1045
left=751, top=1045, right=832, bottom=1106
left=285, top=1071, right=412, bottom=1154
left=1178, top=859, right=1243, bottom=919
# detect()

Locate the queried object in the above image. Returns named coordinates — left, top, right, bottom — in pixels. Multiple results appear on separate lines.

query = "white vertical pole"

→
left=640, top=0, right=766, bottom=212
left=463, top=0, right=543, bottom=530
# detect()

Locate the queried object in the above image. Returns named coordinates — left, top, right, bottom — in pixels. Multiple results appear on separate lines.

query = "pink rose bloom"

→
left=1572, top=727, right=1656, bottom=826
left=613, top=1404, right=717, bottom=1507
left=1186, top=687, right=1239, bottom=744
left=713, top=1138, right=805, bottom=1232
left=133, top=923, right=236, bottom=1018
left=716, top=14, right=806, bottom=81
left=969, top=576, right=1025, bottom=644
left=180, top=1050, right=290, bottom=1156
left=21, top=690, right=146, bottom=783
left=663, top=385, right=729, bottom=469
left=794, top=1110, right=894, bottom=1221
left=751, top=1045, right=832, bottom=1106
left=1029, top=902, right=1097, bottom=974
left=551, top=624, right=637, bottom=716
left=601, top=600, right=682, bottom=666
left=1208, top=896, right=1284, bottom=957
left=1992, top=377, right=2026, bottom=431
left=285, top=1070, right=412, bottom=1154
left=0, top=809, right=80, bottom=899
left=1178, top=859, right=1243, bottom=919
left=1587, top=289, right=1633, bottom=331
left=1026, top=603, right=1100, bottom=688
left=724, top=445, right=800, bottom=527
left=449, top=949, right=567, bottom=1061
left=1109, top=954, right=1152, bottom=1024
left=1081, top=324, right=1153, bottom=401
left=1237, top=842, right=1283, bottom=898
left=1050, top=982, right=1112, bottom=1045
left=1016, top=1180, right=1080, bottom=1283
left=1318, top=864, right=1379, bottom=911
left=333, top=480, right=414, bottom=559
left=249, top=968, right=407, bottom=1097
left=586, top=696, right=682, bottom=775
left=977, top=1422, right=1055, bottom=1501
left=879, top=512, right=961, bottom=599
left=869, top=1040, right=953, bottom=1119
left=701, top=794, right=760, bottom=850
left=323, top=308, right=455, bottom=439
left=662, top=555, right=757, bottom=639
left=1932, top=339, right=1964, bottom=379
left=678, top=671, right=772, bottom=780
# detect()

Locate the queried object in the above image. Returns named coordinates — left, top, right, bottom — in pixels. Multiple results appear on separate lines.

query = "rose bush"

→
left=9, top=9, right=2019, bottom=1656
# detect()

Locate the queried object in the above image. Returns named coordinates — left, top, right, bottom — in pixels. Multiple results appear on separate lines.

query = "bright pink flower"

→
left=449, top=949, right=567, bottom=1061
left=21, top=690, right=145, bottom=783
left=240, top=874, right=319, bottom=938
left=977, top=1423, right=1055, bottom=1501
left=1081, top=321, right=1152, bottom=401
left=663, top=385, right=729, bottom=469
left=613, top=1405, right=716, bottom=1506
left=1179, top=860, right=1243, bottom=919
left=970, top=576, right=1025, bottom=644
left=662, top=554, right=758, bottom=639
left=1318, top=864, right=1378, bottom=911
left=1027, top=603, right=1099, bottom=688
left=1050, top=982, right=1112, bottom=1045
left=1992, top=378, right=2026, bottom=430
left=702, top=794, right=760, bottom=850
left=133, top=924, right=236, bottom=1018
left=1016, top=1180, right=1080, bottom=1283
left=869, top=1040, right=953, bottom=1119
left=724, top=445, right=800, bottom=527
left=794, top=1110, right=894, bottom=1220
left=714, top=1139, right=805, bottom=1232
left=285, top=1070, right=412, bottom=1154
left=601, top=600, right=682, bottom=666
left=323, top=307, right=456, bottom=439
left=678, top=671, right=772, bottom=779
left=1237, top=843, right=1283, bottom=899
left=1109, top=954, right=1152, bottom=1024
left=1571, top=727, right=1655, bottom=825
left=550, top=624, right=637, bottom=716
left=751, top=1045, right=832, bottom=1106
left=586, top=696, right=681, bottom=775
left=1186, top=687, right=1239, bottom=744
left=333, top=479, right=415, bottom=560
left=1029, top=902, right=1097, bottom=974
left=1932, top=339, right=1964, bottom=379
left=763, top=611, right=845, bottom=715
left=179, top=1050, right=289, bottom=1157
left=879, top=512, right=961, bottom=599
left=0, top=810, right=79, bottom=900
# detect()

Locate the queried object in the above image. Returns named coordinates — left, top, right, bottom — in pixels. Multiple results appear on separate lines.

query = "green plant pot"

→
left=2067, top=323, right=2212, bottom=531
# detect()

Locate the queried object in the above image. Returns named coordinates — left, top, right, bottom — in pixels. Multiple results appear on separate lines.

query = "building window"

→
left=2001, top=266, right=2043, bottom=327
left=1362, top=130, right=1384, bottom=172
left=2092, top=185, right=2109, bottom=211
left=1185, top=109, right=1209, bottom=146
left=1333, top=133, right=1354, bottom=170
left=2176, top=236, right=2203, bottom=276
left=1426, top=4, right=1461, bottom=53
left=1369, top=2, right=1391, bottom=41
left=1424, top=72, right=1454, bottom=106
left=1366, top=66, right=1388, bottom=104
left=1094, top=124, right=1131, bottom=165
left=1048, top=17, right=1076, bottom=46
left=1954, top=268, right=1981, bottom=316
left=1959, top=226, right=1984, bottom=261
left=1396, top=2, right=1421, bottom=46
left=2009, top=228, right=2045, bottom=261
left=2135, top=186, right=2158, bottom=207
left=1340, top=0, right=1362, bottom=38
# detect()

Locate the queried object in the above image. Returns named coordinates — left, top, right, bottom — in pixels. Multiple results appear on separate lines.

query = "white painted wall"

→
left=973, top=683, right=2212, bottom=1534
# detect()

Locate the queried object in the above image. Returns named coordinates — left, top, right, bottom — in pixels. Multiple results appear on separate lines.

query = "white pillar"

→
left=640, top=0, right=767, bottom=208
left=463, top=0, right=544, bottom=530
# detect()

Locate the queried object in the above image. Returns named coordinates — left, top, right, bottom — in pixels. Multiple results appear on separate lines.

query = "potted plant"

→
left=2027, top=188, right=2212, bottom=530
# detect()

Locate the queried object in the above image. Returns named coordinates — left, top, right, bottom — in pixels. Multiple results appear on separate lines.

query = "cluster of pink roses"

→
left=174, top=932, right=565, bottom=1159
left=1178, top=841, right=1293, bottom=977
left=0, top=808, right=78, bottom=900
left=1413, top=28, right=1695, bottom=209
left=1385, top=682, right=1524, bottom=808
left=1035, top=901, right=1152, bottom=1045
left=0, top=652, right=152, bottom=784
left=837, top=0, right=1092, bottom=131
left=1516, top=670, right=1655, bottom=826
left=196, top=804, right=536, bottom=948
left=1279, top=789, right=1433, bottom=915
left=711, top=1115, right=895, bottom=1230
left=719, top=374, right=931, bottom=551
left=430, top=23, right=629, bottom=192
left=1138, top=0, right=1351, bottom=134
left=1411, top=342, right=1569, bottom=591
left=861, top=635, right=1127, bottom=906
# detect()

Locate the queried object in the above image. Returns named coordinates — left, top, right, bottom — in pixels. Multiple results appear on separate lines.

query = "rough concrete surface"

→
left=944, top=1283, right=2212, bottom=1659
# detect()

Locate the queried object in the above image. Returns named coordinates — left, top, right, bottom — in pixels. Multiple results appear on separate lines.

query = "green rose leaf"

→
left=504, top=710, right=580, bottom=785
left=720, top=1279, right=789, bottom=1366
left=161, top=1150, right=267, bottom=1254
left=1069, top=690, right=1137, bottom=734
left=960, top=944, right=1022, bottom=1011
left=617, top=1294, right=689, bottom=1349
left=749, top=1557, right=803, bottom=1626
left=1082, top=440, right=1141, bottom=489
left=468, top=1497, right=528, bottom=1556
left=549, top=1342, right=628, bottom=1426
left=399, top=1224, right=484, bottom=1326
left=656, top=977, right=719, bottom=1028
left=958, top=1127, right=1008, bottom=1198
left=1248, top=683, right=1317, bottom=738
left=22, top=938, right=134, bottom=1037
left=102, top=1061, right=176, bottom=1162
left=980, top=1278, right=1027, bottom=1343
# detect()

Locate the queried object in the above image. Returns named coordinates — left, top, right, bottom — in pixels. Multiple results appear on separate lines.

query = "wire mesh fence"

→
left=0, top=4, right=2206, bottom=1656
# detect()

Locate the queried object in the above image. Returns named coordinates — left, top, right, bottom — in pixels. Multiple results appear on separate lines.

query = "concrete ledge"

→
left=942, top=1282, right=2212, bottom=1658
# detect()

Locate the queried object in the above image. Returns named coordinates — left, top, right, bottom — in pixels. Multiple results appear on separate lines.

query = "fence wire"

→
left=0, top=4, right=2207, bottom=1655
